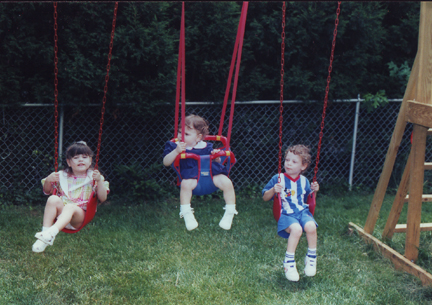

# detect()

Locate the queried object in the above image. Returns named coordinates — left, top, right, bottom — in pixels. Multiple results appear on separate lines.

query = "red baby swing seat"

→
left=169, top=2, right=248, bottom=196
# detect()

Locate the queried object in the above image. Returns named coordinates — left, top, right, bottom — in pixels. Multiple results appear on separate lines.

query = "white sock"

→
left=42, top=226, right=50, bottom=232
left=224, top=204, right=237, bottom=213
left=180, top=204, right=192, bottom=213
left=307, top=248, right=317, bottom=259
left=284, top=252, right=295, bottom=264
left=48, top=225, right=60, bottom=237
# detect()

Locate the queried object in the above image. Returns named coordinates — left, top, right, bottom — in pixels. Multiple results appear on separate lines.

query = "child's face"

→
left=284, top=152, right=307, bottom=178
left=178, top=126, right=202, bottom=148
left=66, top=154, right=92, bottom=175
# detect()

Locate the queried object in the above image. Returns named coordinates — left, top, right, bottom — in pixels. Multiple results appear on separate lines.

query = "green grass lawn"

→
left=2, top=192, right=432, bottom=304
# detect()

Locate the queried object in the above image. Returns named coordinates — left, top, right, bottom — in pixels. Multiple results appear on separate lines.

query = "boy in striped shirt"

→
left=262, top=145, right=319, bottom=281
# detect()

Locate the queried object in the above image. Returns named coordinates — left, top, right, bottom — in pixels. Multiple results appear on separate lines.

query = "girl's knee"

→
left=62, top=203, right=80, bottom=212
left=46, top=195, right=62, bottom=206
left=61, top=204, right=84, bottom=219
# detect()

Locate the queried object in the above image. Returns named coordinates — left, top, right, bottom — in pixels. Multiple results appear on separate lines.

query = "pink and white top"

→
left=41, top=170, right=110, bottom=210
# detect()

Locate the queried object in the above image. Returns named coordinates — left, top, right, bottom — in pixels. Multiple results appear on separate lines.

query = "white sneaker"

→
left=304, top=256, right=317, bottom=277
left=219, top=206, right=238, bottom=230
left=179, top=209, right=198, bottom=231
left=283, top=262, right=299, bottom=281
left=34, top=229, right=56, bottom=245
left=32, top=239, right=49, bottom=253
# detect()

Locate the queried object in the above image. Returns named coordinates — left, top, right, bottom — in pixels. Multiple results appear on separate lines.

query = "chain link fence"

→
left=1, top=99, right=429, bottom=200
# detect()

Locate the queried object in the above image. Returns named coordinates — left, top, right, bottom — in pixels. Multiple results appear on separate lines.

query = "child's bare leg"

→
left=179, top=179, right=199, bottom=231
left=286, top=223, right=303, bottom=253
left=304, top=220, right=317, bottom=276
left=213, top=174, right=237, bottom=230
left=213, top=174, right=235, bottom=205
left=42, top=195, right=64, bottom=227
left=54, top=204, right=85, bottom=231
left=33, top=196, right=63, bottom=253
left=304, top=221, right=317, bottom=249
left=180, top=179, right=197, bottom=206
left=283, top=223, right=303, bottom=281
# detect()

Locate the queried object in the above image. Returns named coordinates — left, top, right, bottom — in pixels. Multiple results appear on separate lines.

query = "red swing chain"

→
left=53, top=2, right=59, bottom=172
left=95, top=2, right=118, bottom=171
left=173, top=2, right=186, bottom=142
left=174, top=2, right=248, bottom=147
left=52, top=3, right=118, bottom=173
left=277, top=2, right=286, bottom=184
left=173, top=2, right=183, bottom=139
left=218, top=2, right=248, bottom=147
left=312, top=1, right=341, bottom=183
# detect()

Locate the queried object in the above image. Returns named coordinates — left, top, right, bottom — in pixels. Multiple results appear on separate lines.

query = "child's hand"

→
left=211, top=149, right=221, bottom=163
left=47, top=172, right=60, bottom=183
left=273, top=183, right=284, bottom=193
left=311, top=182, right=319, bottom=192
left=92, top=170, right=104, bottom=182
left=176, top=141, right=186, bottom=153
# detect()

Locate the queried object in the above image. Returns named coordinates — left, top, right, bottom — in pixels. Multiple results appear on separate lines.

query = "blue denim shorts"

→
left=277, top=208, right=318, bottom=239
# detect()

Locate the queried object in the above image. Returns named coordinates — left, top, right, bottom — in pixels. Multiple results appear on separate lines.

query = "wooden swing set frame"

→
left=349, top=2, right=432, bottom=286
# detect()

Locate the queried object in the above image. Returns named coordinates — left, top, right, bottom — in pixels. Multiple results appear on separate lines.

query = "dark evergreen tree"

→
left=0, top=2, right=421, bottom=110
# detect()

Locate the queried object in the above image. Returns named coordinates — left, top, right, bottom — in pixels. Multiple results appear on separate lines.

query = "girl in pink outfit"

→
left=32, top=141, right=109, bottom=253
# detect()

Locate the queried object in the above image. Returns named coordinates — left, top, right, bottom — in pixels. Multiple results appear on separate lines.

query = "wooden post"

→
left=416, top=2, right=432, bottom=106
left=405, top=124, right=428, bottom=261
left=363, top=55, right=419, bottom=234
left=349, top=222, right=432, bottom=286
left=404, top=2, right=432, bottom=260
left=382, top=151, right=412, bottom=239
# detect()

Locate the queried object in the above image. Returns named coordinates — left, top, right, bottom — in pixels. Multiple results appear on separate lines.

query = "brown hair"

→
left=285, top=144, right=312, bottom=172
left=183, top=114, right=210, bottom=138
left=64, top=141, right=95, bottom=175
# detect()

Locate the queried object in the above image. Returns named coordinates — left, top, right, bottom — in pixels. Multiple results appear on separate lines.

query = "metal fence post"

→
left=349, top=94, right=361, bottom=190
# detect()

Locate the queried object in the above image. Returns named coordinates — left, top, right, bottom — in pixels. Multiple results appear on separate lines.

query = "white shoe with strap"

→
left=179, top=208, right=198, bottom=231
left=304, top=255, right=317, bottom=277
left=219, top=205, right=238, bottom=230
left=283, top=262, right=300, bottom=282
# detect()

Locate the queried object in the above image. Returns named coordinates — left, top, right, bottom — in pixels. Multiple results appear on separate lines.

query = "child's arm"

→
left=311, top=182, right=319, bottom=192
left=163, top=142, right=186, bottom=167
left=93, top=170, right=108, bottom=203
left=263, top=183, right=283, bottom=201
left=43, top=172, right=60, bottom=194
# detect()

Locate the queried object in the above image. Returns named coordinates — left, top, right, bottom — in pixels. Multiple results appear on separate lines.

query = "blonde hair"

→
left=183, top=114, right=210, bottom=138
left=285, top=144, right=312, bottom=172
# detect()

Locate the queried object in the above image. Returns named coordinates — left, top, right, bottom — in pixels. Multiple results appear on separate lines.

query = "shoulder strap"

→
left=59, top=170, right=93, bottom=199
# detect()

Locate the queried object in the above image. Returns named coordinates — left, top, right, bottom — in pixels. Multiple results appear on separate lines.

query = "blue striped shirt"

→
left=262, top=173, right=312, bottom=214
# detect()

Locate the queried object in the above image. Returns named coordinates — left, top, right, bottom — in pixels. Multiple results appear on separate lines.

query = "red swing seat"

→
left=273, top=192, right=316, bottom=222
left=272, top=2, right=340, bottom=221
left=63, top=193, right=98, bottom=233
left=51, top=2, right=118, bottom=234
left=52, top=187, right=98, bottom=233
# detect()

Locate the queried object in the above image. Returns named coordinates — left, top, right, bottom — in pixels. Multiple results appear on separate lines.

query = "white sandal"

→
left=32, top=239, right=49, bottom=253
left=35, top=230, right=56, bottom=245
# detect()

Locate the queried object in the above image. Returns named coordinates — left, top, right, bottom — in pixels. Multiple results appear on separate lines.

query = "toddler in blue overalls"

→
left=163, top=114, right=237, bottom=231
